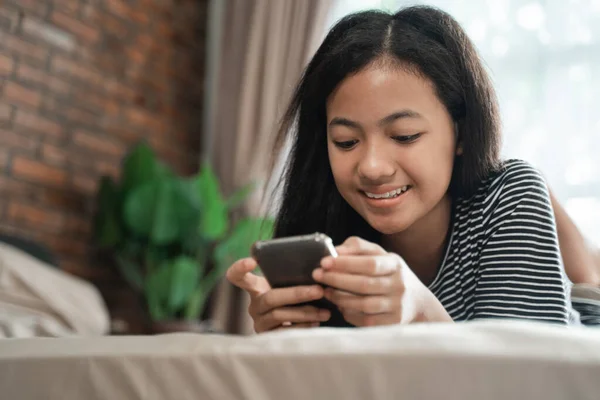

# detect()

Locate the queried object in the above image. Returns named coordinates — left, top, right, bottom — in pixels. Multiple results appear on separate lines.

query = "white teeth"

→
left=365, top=186, right=410, bottom=199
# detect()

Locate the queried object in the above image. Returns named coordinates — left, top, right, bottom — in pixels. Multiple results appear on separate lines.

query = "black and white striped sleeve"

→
left=472, top=163, right=569, bottom=324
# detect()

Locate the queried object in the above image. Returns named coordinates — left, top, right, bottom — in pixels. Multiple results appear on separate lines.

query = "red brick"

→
left=0, top=7, right=20, bottom=33
left=64, top=214, right=91, bottom=236
left=53, top=0, right=80, bottom=15
left=0, top=176, right=25, bottom=197
left=7, top=202, right=64, bottom=230
left=52, top=56, right=103, bottom=86
left=73, top=130, right=124, bottom=157
left=105, top=80, right=137, bottom=103
left=3, top=82, right=42, bottom=109
left=0, top=103, right=11, bottom=122
left=43, top=188, right=88, bottom=214
left=125, top=107, right=166, bottom=132
left=40, top=233, right=89, bottom=258
left=0, top=33, right=49, bottom=64
left=17, top=64, right=71, bottom=97
left=72, top=172, right=98, bottom=195
left=94, top=11, right=129, bottom=39
left=11, top=0, right=48, bottom=17
left=105, top=124, right=142, bottom=145
left=96, top=161, right=121, bottom=178
left=0, top=149, right=8, bottom=172
left=41, top=143, right=68, bottom=166
left=12, top=156, right=68, bottom=187
left=71, top=90, right=118, bottom=116
left=51, top=12, right=100, bottom=43
left=0, top=53, right=15, bottom=76
left=22, top=17, right=77, bottom=52
left=0, top=176, right=85, bottom=213
left=14, top=110, right=65, bottom=139
left=65, top=107, right=98, bottom=126
left=62, top=260, right=113, bottom=280
left=129, top=10, right=150, bottom=25
left=125, top=47, right=146, bottom=64
left=105, top=0, right=132, bottom=19
left=135, top=34, right=154, bottom=49
left=0, top=129, right=39, bottom=152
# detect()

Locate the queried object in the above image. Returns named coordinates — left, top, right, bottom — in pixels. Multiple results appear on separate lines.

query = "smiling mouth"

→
left=363, top=185, right=411, bottom=199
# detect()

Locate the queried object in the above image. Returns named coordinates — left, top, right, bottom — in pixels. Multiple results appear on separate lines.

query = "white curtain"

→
left=203, top=0, right=334, bottom=334
left=328, top=0, right=600, bottom=246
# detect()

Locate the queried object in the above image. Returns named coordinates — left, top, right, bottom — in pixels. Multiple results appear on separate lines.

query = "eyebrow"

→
left=328, top=110, right=423, bottom=129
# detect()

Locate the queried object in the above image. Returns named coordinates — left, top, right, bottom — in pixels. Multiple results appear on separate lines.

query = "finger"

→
left=255, top=285, right=324, bottom=314
left=313, top=269, right=397, bottom=295
left=321, top=254, right=400, bottom=276
left=226, top=258, right=270, bottom=297
left=255, top=306, right=330, bottom=332
left=325, top=289, right=397, bottom=314
left=335, top=236, right=386, bottom=256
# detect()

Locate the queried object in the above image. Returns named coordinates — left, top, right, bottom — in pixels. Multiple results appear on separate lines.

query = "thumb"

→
left=226, top=257, right=270, bottom=297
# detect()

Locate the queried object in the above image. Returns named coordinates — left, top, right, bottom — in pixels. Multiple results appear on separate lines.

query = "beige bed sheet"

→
left=1, top=320, right=599, bottom=400
left=0, top=242, right=110, bottom=338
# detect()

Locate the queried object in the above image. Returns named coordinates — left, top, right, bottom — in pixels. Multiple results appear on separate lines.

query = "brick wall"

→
left=0, top=0, right=208, bottom=332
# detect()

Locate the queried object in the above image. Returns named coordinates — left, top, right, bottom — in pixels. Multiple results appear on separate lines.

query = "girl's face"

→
left=326, top=63, right=459, bottom=235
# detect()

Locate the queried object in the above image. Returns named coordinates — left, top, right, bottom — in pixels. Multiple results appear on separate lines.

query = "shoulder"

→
left=487, top=158, right=547, bottom=192
left=464, top=159, right=550, bottom=212
left=454, top=159, right=554, bottom=232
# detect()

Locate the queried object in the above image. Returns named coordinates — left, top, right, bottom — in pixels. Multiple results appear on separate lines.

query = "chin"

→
left=364, top=215, right=413, bottom=235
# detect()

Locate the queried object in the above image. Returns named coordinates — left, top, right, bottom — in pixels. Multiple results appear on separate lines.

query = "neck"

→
left=381, top=194, right=453, bottom=286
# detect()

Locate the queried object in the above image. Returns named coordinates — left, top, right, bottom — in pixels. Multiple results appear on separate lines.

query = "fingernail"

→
left=312, top=268, right=323, bottom=280
left=319, top=310, right=331, bottom=321
left=321, top=257, right=333, bottom=269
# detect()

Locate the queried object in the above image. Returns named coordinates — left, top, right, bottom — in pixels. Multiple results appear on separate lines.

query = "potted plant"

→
left=93, top=142, right=273, bottom=333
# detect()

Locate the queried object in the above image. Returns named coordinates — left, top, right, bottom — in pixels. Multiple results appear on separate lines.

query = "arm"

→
left=549, top=188, right=600, bottom=286
left=473, top=164, right=569, bottom=324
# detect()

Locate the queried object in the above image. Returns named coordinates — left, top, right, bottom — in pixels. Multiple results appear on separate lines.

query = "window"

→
left=327, top=0, right=600, bottom=246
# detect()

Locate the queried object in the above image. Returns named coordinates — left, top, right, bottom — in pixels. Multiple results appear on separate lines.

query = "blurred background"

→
left=0, top=0, right=598, bottom=336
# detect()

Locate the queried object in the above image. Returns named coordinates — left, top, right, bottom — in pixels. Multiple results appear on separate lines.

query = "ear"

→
left=456, top=142, right=463, bottom=155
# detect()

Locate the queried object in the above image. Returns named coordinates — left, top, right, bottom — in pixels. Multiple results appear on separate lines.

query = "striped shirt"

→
left=430, top=159, right=572, bottom=325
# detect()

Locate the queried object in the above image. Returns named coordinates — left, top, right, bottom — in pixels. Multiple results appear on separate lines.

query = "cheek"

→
left=408, top=138, right=455, bottom=194
left=327, top=147, right=352, bottom=186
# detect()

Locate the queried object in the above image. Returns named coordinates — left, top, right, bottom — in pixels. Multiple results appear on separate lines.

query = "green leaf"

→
left=196, top=162, right=228, bottom=240
left=144, top=256, right=203, bottom=320
left=214, top=217, right=275, bottom=272
left=167, top=256, right=202, bottom=312
left=93, top=176, right=122, bottom=248
left=145, top=264, right=171, bottom=321
left=225, top=182, right=255, bottom=210
left=121, top=142, right=162, bottom=193
left=184, top=281, right=209, bottom=320
left=123, top=179, right=198, bottom=245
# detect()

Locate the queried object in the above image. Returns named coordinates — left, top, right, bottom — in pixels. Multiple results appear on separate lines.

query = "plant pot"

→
left=149, top=319, right=221, bottom=334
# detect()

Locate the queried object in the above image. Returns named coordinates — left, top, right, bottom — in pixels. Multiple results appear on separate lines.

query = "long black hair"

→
left=269, top=6, right=501, bottom=244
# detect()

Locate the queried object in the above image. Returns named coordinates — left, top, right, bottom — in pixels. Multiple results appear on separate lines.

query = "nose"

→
left=357, top=139, right=395, bottom=183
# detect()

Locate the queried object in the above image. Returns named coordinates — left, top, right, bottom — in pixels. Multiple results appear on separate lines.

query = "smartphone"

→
left=251, top=232, right=353, bottom=328
left=251, top=232, right=338, bottom=288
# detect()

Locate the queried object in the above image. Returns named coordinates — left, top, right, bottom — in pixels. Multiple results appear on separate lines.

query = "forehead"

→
left=326, top=64, right=441, bottom=122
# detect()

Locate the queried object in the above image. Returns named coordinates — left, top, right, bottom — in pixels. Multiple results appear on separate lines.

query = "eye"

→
left=392, top=133, right=421, bottom=144
left=333, top=140, right=358, bottom=150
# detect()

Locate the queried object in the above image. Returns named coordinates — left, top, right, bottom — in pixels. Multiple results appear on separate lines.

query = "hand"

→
left=226, top=258, right=331, bottom=333
left=312, top=236, right=452, bottom=327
